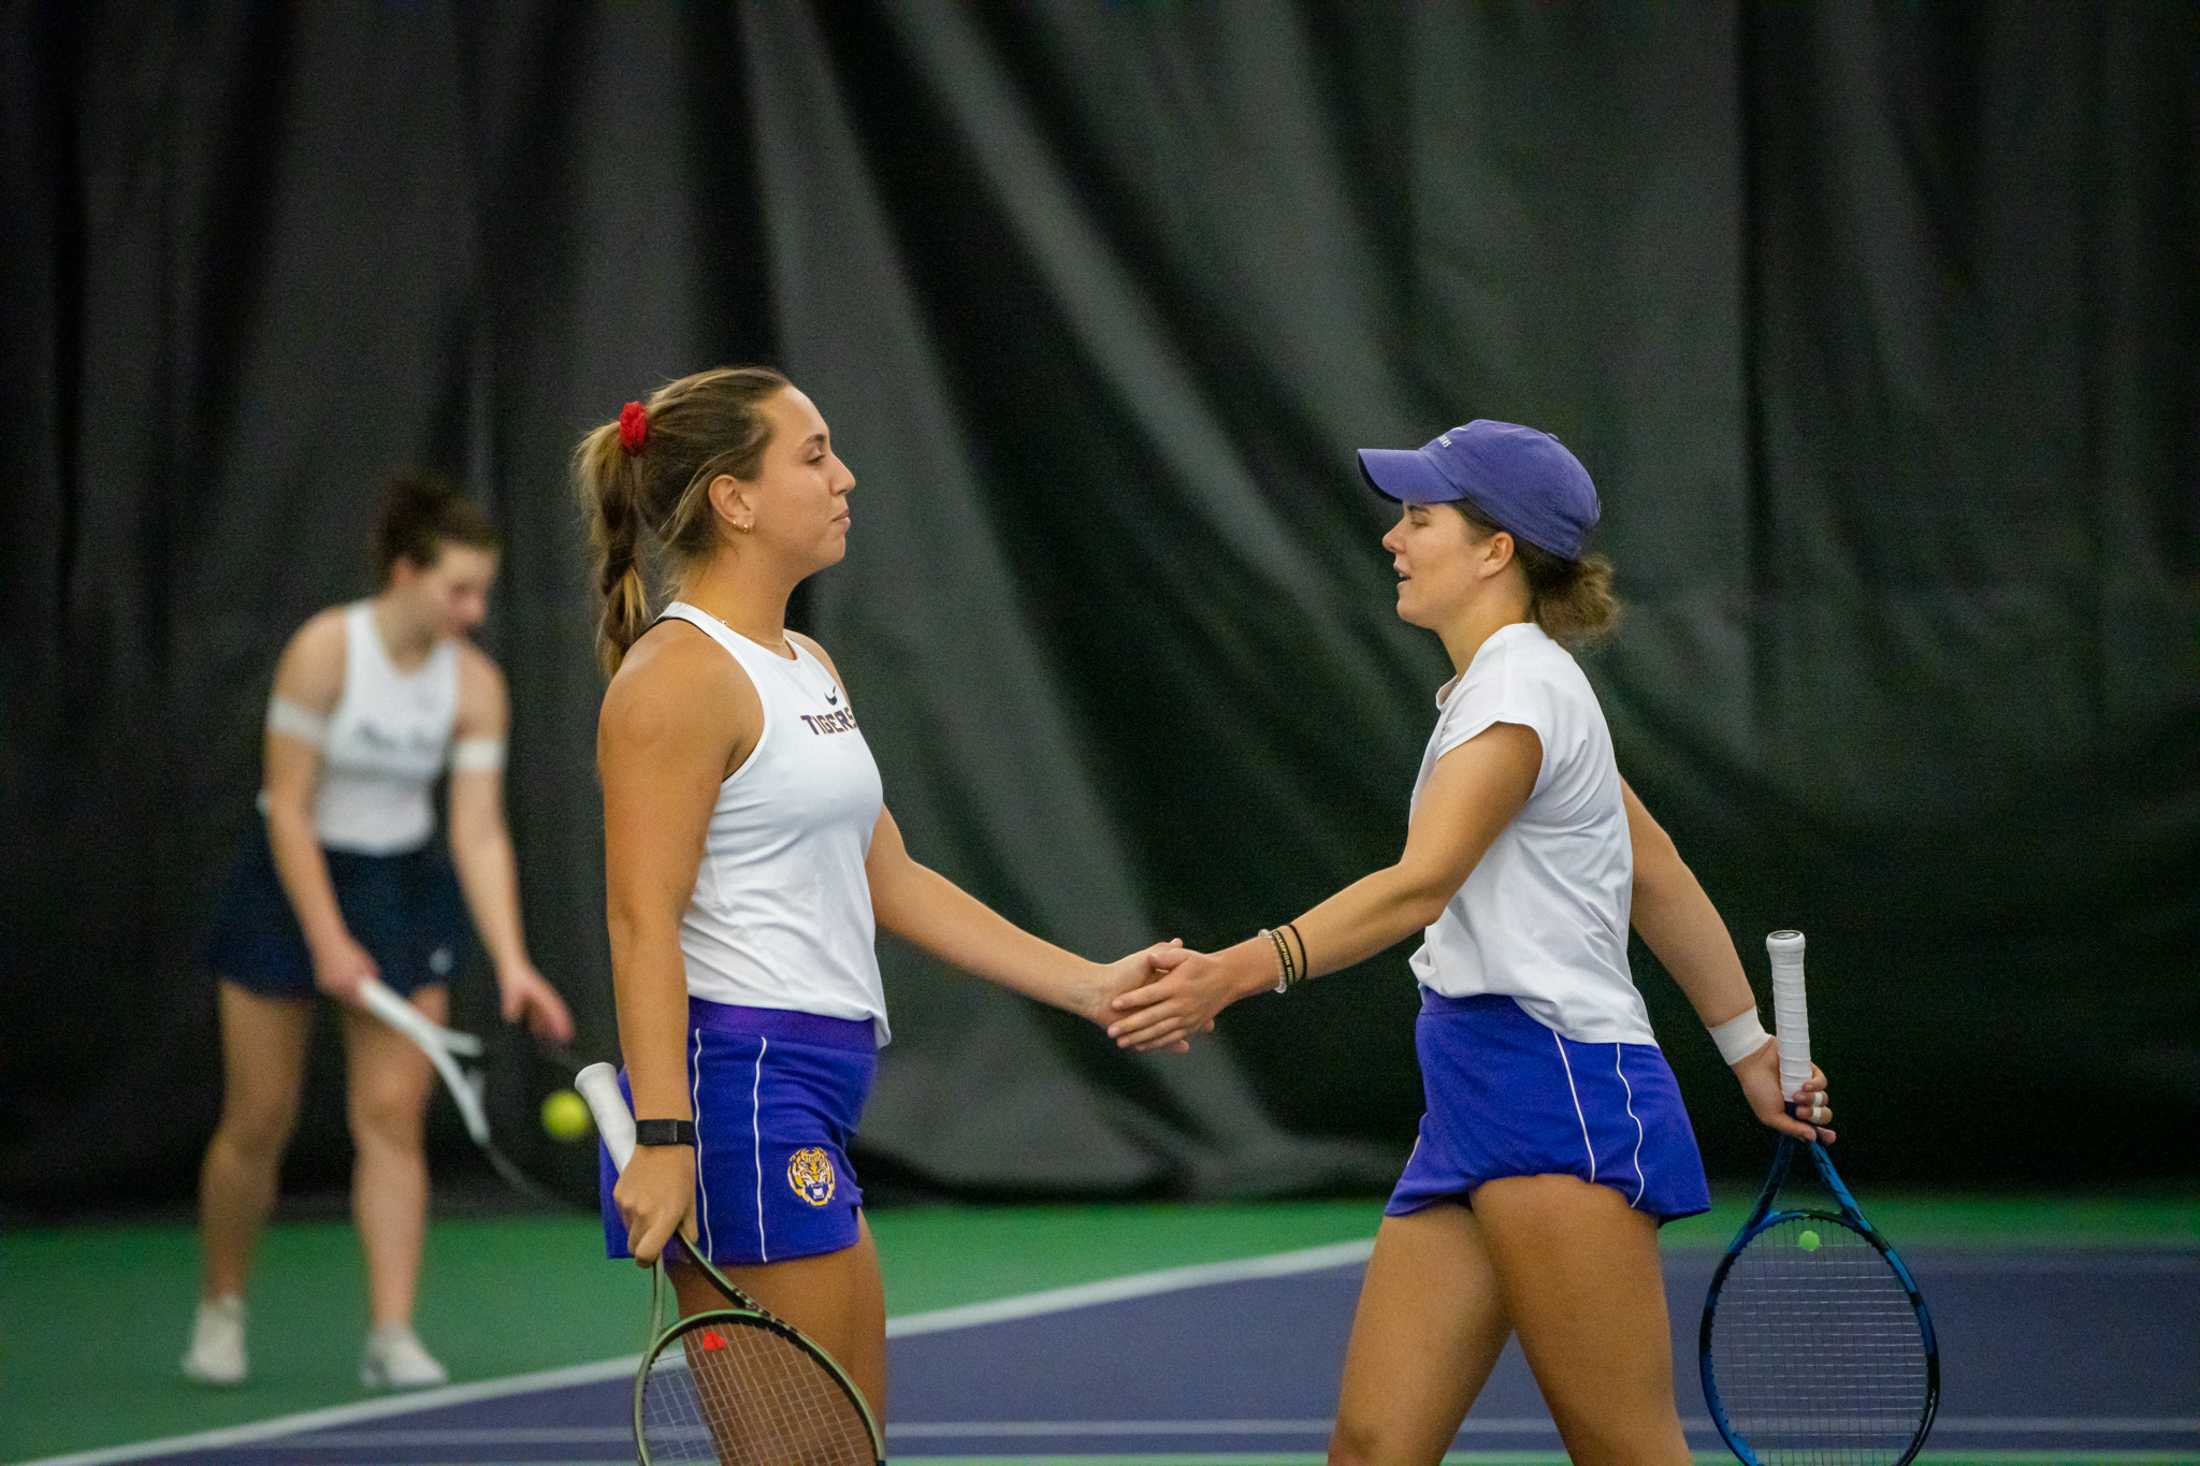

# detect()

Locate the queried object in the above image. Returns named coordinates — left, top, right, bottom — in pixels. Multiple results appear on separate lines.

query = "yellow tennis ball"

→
left=1798, top=1228, right=1821, bottom=1252
left=540, top=1088, right=592, bottom=1143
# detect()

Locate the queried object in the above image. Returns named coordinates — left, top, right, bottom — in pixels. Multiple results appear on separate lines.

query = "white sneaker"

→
left=360, top=1324, right=449, bottom=1390
left=181, top=1295, right=248, bottom=1386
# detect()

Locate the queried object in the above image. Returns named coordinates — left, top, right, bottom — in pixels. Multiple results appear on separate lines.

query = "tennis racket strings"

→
left=1701, top=930, right=1938, bottom=1466
left=1706, top=1205, right=1934, bottom=1465
left=576, top=1062, right=883, bottom=1465
left=639, top=1313, right=881, bottom=1465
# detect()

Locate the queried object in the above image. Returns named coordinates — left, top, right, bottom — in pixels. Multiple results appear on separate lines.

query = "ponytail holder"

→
left=617, top=401, right=649, bottom=456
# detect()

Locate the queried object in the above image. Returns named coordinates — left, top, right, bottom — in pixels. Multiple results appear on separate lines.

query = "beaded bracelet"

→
left=1261, top=926, right=1297, bottom=993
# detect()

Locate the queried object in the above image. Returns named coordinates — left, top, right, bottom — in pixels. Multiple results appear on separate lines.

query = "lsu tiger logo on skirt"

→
left=786, top=1146, right=836, bottom=1207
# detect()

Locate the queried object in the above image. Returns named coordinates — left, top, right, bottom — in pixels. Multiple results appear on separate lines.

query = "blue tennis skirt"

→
left=203, top=821, right=467, bottom=999
left=601, top=999, right=877, bottom=1268
left=1388, top=990, right=1711, bottom=1224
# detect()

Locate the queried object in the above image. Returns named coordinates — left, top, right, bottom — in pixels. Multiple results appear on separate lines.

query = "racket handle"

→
left=358, top=976, right=421, bottom=1033
left=1766, top=929, right=1810, bottom=1100
left=576, top=1062, right=638, bottom=1172
left=356, top=977, right=484, bottom=1056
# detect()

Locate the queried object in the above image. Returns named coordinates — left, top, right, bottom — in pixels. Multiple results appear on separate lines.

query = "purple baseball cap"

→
left=1357, top=420, right=1600, bottom=560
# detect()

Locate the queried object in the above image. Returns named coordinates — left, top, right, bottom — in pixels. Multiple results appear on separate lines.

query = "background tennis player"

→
left=185, top=475, right=575, bottom=1390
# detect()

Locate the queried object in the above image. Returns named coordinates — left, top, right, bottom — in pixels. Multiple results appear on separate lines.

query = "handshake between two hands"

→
left=1087, top=940, right=1258, bottom=1055
left=1085, top=942, right=1842, bottom=1148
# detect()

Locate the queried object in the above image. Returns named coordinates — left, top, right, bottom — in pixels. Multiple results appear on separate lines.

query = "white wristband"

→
left=451, top=736, right=506, bottom=772
left=265, top=695, right=329, bottom=748
left=1709, top=1008, right=1772, bottom=1067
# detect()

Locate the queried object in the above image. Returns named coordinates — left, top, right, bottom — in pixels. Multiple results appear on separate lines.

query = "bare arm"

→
left=790, top=633, right=1179, bottom=1030
left=599, top=632, right=753, bottom=1126
left=597, top=628, right=758, bottom=1264
left=258, top=612, right=371, bottom=997
left=866, top=806, right=1146, bottom=1024
left=447, top=647, right=573, bottom=1041
left=447, top=650, right=526, bottom=969
left=1620, top=779, right=1755, bottom=1028
left=1622, top=779, right=1833, bottom=1142
left=1108, top=721, right=1543, bottom=1049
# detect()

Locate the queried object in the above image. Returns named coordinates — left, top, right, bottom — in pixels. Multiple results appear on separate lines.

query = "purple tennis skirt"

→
left=1388, top=990, right=1711, bottom=1224
left=601, top=998, right=878, bottom=1267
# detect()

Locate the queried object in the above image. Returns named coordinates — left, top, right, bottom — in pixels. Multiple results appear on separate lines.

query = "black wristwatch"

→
left=634, top=1119, right=698, bottom=1148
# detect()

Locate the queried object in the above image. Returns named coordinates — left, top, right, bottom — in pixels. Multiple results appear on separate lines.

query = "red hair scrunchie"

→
left=617, top=400, right=649, bottom=456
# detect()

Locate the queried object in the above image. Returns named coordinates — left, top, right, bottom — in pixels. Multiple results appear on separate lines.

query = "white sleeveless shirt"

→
left=1406, top=622, right=1653, bottom=1045
left=658, top=604, right=890, bottom=1046
left=273, top=602, right=459, bottom=855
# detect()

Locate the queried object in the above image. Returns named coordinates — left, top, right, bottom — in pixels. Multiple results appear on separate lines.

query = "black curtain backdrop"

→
left=4, top=3, right=2194, bottom=1213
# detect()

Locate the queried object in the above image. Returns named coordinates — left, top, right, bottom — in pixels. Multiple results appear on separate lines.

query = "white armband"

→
left=1709, top=1007, right=1772, bottom=1066
left=265, top=696, right=329, bottom=747
left=450, top=736, right=507, bottom=772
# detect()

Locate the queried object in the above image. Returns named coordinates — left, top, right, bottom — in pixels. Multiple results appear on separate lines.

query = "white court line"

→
left=1857, top=1254, right=2199, bottom=1275
left=887, top=1417, right=2198, bottom=1438
left=14, top=1239, right=1374, bottom=1466
left=10, top=1355, right=647, bottom=1466
left=70, top=1415, right=2200, bottom=1452
left=22, top=1238, right=2193, bottom=1464
left=884, top=1238, right=1373, bottom=1338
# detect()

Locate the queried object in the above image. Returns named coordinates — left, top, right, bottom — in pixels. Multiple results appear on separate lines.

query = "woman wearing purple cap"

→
left=1109, top=420, right=1835, bottom=1465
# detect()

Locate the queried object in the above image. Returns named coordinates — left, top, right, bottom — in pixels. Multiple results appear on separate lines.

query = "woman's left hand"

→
left=1734, top=1040, right=1835, bottom=1144
left=1085, top=942, right=1200, bottom=1051
left=1107, top=946, right=1257, bottom=1053
left=498, top=960, right=577, bottom=1045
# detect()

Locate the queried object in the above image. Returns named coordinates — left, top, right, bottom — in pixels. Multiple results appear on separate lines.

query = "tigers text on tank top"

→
left=263, top=601, right=460, bottom=855
left=656, top=603, right=890, bottom=1046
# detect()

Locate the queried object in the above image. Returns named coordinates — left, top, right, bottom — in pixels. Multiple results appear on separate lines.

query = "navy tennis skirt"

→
left=203, top=821, right=468, bottom=999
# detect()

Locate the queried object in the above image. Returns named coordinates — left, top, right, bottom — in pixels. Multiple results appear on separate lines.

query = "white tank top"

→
left=658, top=604, right=890, bottom=1046
left=1406, top=622, right=1652, bottom=1045
left=272, top=602, right=460, bottom=855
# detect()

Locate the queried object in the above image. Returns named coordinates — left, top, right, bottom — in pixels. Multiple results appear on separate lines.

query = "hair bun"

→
left=375, top=471, right=497, bottom=578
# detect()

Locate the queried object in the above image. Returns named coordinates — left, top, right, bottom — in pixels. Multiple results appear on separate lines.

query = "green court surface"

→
left=3, top=1192, right=2193, bottom=1463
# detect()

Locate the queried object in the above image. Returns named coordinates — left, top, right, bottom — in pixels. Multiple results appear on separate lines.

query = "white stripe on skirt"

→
left=751, top=1036, right=770, bottom=1263
left=692, top=1027, right=715, bottom=1258
left=1551, top=1031, right=1596, bottom=1184
left=1615, top=1044, right=1647, bottom=1208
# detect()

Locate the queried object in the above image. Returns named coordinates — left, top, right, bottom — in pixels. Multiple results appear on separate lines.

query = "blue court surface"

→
left=26, top=1241, right=2197, bottom=1465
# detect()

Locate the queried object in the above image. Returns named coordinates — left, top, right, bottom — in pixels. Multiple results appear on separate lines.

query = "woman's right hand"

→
left=1733, top=1039, right=1836, bottom=1144
left=616, top=1145, right=699, bottom=1267
left=311, top=933, right=379, bottom=1002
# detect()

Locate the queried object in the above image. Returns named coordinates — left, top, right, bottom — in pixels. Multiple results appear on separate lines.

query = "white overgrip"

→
left=576, top=1061, right=637, bottom=1172
left=356, top=977, right=483, bottom=1056
left=1766, top=929, right=1811, bottom=1101
left=358, top=977, right=491, bottom=1143
left=357, top=975, right=427, bottom=1036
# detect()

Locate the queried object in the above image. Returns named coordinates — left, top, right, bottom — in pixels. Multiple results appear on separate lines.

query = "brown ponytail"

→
left=1450, top=501, right=1623, bottom=650
left=1517, top=544, right=1621, bottom=648
left=573, top=366, right=792, bottom=675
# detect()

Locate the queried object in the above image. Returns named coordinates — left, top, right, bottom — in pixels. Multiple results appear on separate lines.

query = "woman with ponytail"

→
left=1105, top=421, right=1835, bottom=1465
left=184, top=474, right=575, bottom=1391
left=574, top=368, right=1184, bottom=1417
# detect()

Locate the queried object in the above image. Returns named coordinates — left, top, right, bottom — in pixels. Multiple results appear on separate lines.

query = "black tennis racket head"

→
left=634, top=1307, right=882, bottom=1466
left=1701, top=1145, right=1938, bottom=1466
